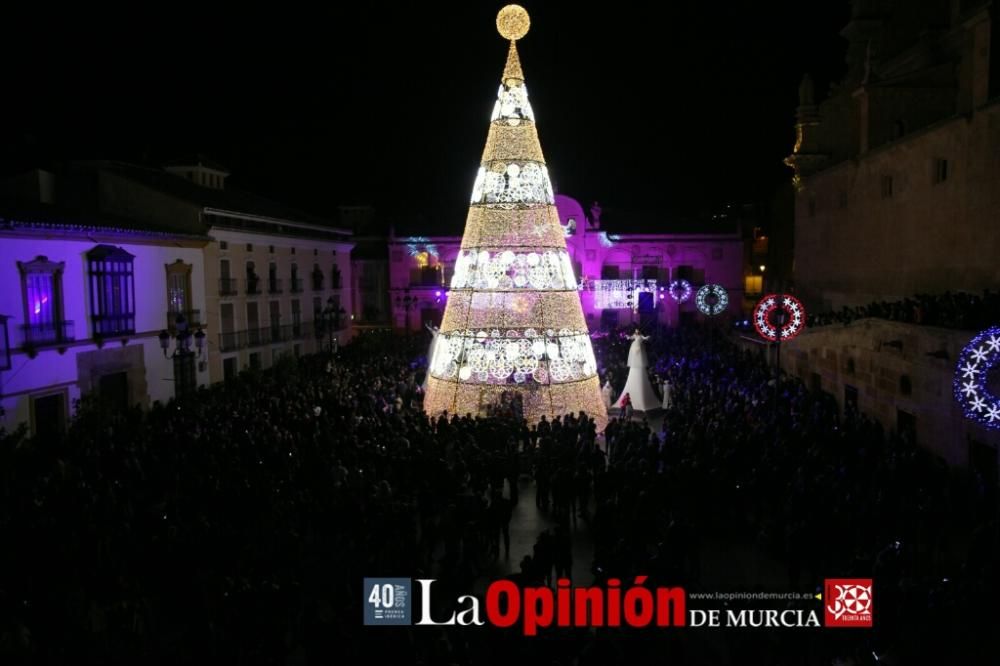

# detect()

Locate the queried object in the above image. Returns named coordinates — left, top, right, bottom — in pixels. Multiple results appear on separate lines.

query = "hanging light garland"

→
left=668, top=279, right=692, bottom=303
left=695, top=284, right=729, bottom=316
left=954, top=326, right=1000, bottom=429
left=753, top=293, right=806, bottom=341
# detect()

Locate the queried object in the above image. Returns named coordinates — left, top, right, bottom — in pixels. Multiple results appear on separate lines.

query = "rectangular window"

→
left=165, top=260, right=193, bottom=324
left=933, top=158, right=949, bottom=184
left=246, top=243, right=253, bottom=252
left=744, top=275, right=763, bottom=295
left=99, top=371, right=129, bottom=411
left=220, top=303, right=236, bottom=352
left=291, top=299, right=302, bottom=337
left=18, top=256, right=71, bottom=346
left=31, top=392, right=66, bottom=439
left=219, top=240, right=228, bottom=250
left=87, top=245, right=135, bottom=338
left=0, top=315, right=10, bottom=370
left=247, top=302, right=260, bottom=346
left=26, top=272, right=55, bottom=327
left=269, top=301, right=281, bottom=342
left=223, top=356, right=238, bottom=382
left=880, top=175, right=893, bottom=199
left=600, top=265, right=620, bottom=279
left=844, top=384, right=858, bottom=413
left=897, top=409, right=916, bottom=444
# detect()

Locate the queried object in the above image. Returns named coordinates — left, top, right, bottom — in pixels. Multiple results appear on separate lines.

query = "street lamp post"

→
left=158, top=313, right=206, bottom=397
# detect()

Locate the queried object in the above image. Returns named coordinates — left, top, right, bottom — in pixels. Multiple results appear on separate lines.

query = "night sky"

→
left=3, top=2, right=850, bottom=231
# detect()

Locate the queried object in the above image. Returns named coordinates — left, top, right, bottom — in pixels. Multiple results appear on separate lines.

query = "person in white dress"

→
left=614, top=329, right=660, bottom=412
left=601, top=378, right=613, bottom=409
left=661, top=378, right=672, bottom=410
left=422, top=323, right=441, bottom=392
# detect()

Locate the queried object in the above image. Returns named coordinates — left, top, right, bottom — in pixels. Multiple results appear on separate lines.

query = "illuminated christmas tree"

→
left=423, top=5, right=608, bottom=431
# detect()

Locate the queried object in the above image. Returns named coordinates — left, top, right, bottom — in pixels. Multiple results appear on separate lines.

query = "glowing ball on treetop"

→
left=497, top=4, right=530, bottom=41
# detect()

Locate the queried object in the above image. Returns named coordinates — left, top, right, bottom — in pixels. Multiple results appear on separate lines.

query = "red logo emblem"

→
left=824, top=579, right=873, bottom=627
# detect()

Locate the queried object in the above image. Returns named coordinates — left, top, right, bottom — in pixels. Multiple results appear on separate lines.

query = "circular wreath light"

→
left=668, top=279, right=692, bottom=303
left=753, top=294, right=805, bottom=341
left=695, top=284, right=729, bottom=316
left=954, top=326, right=1000, bottom=430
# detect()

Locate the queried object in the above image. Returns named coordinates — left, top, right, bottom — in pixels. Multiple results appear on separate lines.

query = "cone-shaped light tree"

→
left=423, top=5, right=608, bottom=431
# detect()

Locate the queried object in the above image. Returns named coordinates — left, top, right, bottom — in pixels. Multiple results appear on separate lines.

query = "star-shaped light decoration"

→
left=954, top=326, right=1000, bottom=431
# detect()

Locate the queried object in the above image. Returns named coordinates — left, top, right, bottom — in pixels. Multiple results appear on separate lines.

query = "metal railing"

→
left=217, top=322, right=315, bottom=352
left=92, top=314, right=136, bottom=338
left=219, top=278, right=238, bottom=296
left=290, top=277, right=304, bottom=293
left=21, top=320, right=75, bottom=347
left=246, top=277, right=262, bottom=295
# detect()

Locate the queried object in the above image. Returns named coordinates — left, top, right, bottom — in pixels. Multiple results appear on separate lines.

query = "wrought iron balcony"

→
left=290, top=278, right=304, bottom=293
left=21, top=320, right=75, bottom=348
left=217, top=322, right=314, bottom=352
left=246, top=276, right=262, bottom=295
left=219, top=277, right=238, bottom=296
left=92, top=314, right=136, bottom=338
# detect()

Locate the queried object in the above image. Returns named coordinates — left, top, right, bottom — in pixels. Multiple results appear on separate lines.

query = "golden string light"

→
left=423, top=5, right=608, bottom=431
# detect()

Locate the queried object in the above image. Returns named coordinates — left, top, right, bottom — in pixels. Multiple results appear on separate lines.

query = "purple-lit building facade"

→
left=388, top=194, right=744, bottom=331
left=0, top=160, right=353, bottom=435
left=0, top=203, right=210, bottom=435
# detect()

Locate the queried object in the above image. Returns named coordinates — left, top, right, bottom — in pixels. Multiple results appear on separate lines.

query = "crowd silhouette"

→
left=807, top=290, right=1000, bottom=331
left=0, top=327, right=996, bottom=664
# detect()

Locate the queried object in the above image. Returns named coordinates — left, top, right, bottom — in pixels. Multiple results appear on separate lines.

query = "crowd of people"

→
left=807, top=290, right=1000, bottom=330
left=0, top=326, right=996, bottom=664
left=591, top=327, right=997, bottom=663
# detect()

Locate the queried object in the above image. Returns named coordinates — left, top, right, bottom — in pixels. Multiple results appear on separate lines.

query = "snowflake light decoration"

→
left=753, top=294, right=806, bottom=341
left=668, top=279, right=692, bottom=303
left=953, top=326, right=1000, bottom=430
left=695, top=284, right=729, bottom=316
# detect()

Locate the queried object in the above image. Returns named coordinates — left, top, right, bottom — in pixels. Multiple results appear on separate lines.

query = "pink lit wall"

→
left=388, top=195, right=745, bottom=330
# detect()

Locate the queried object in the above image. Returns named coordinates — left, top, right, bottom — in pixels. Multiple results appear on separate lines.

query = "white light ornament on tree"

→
left=423, top=4, right=607, bottom=431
